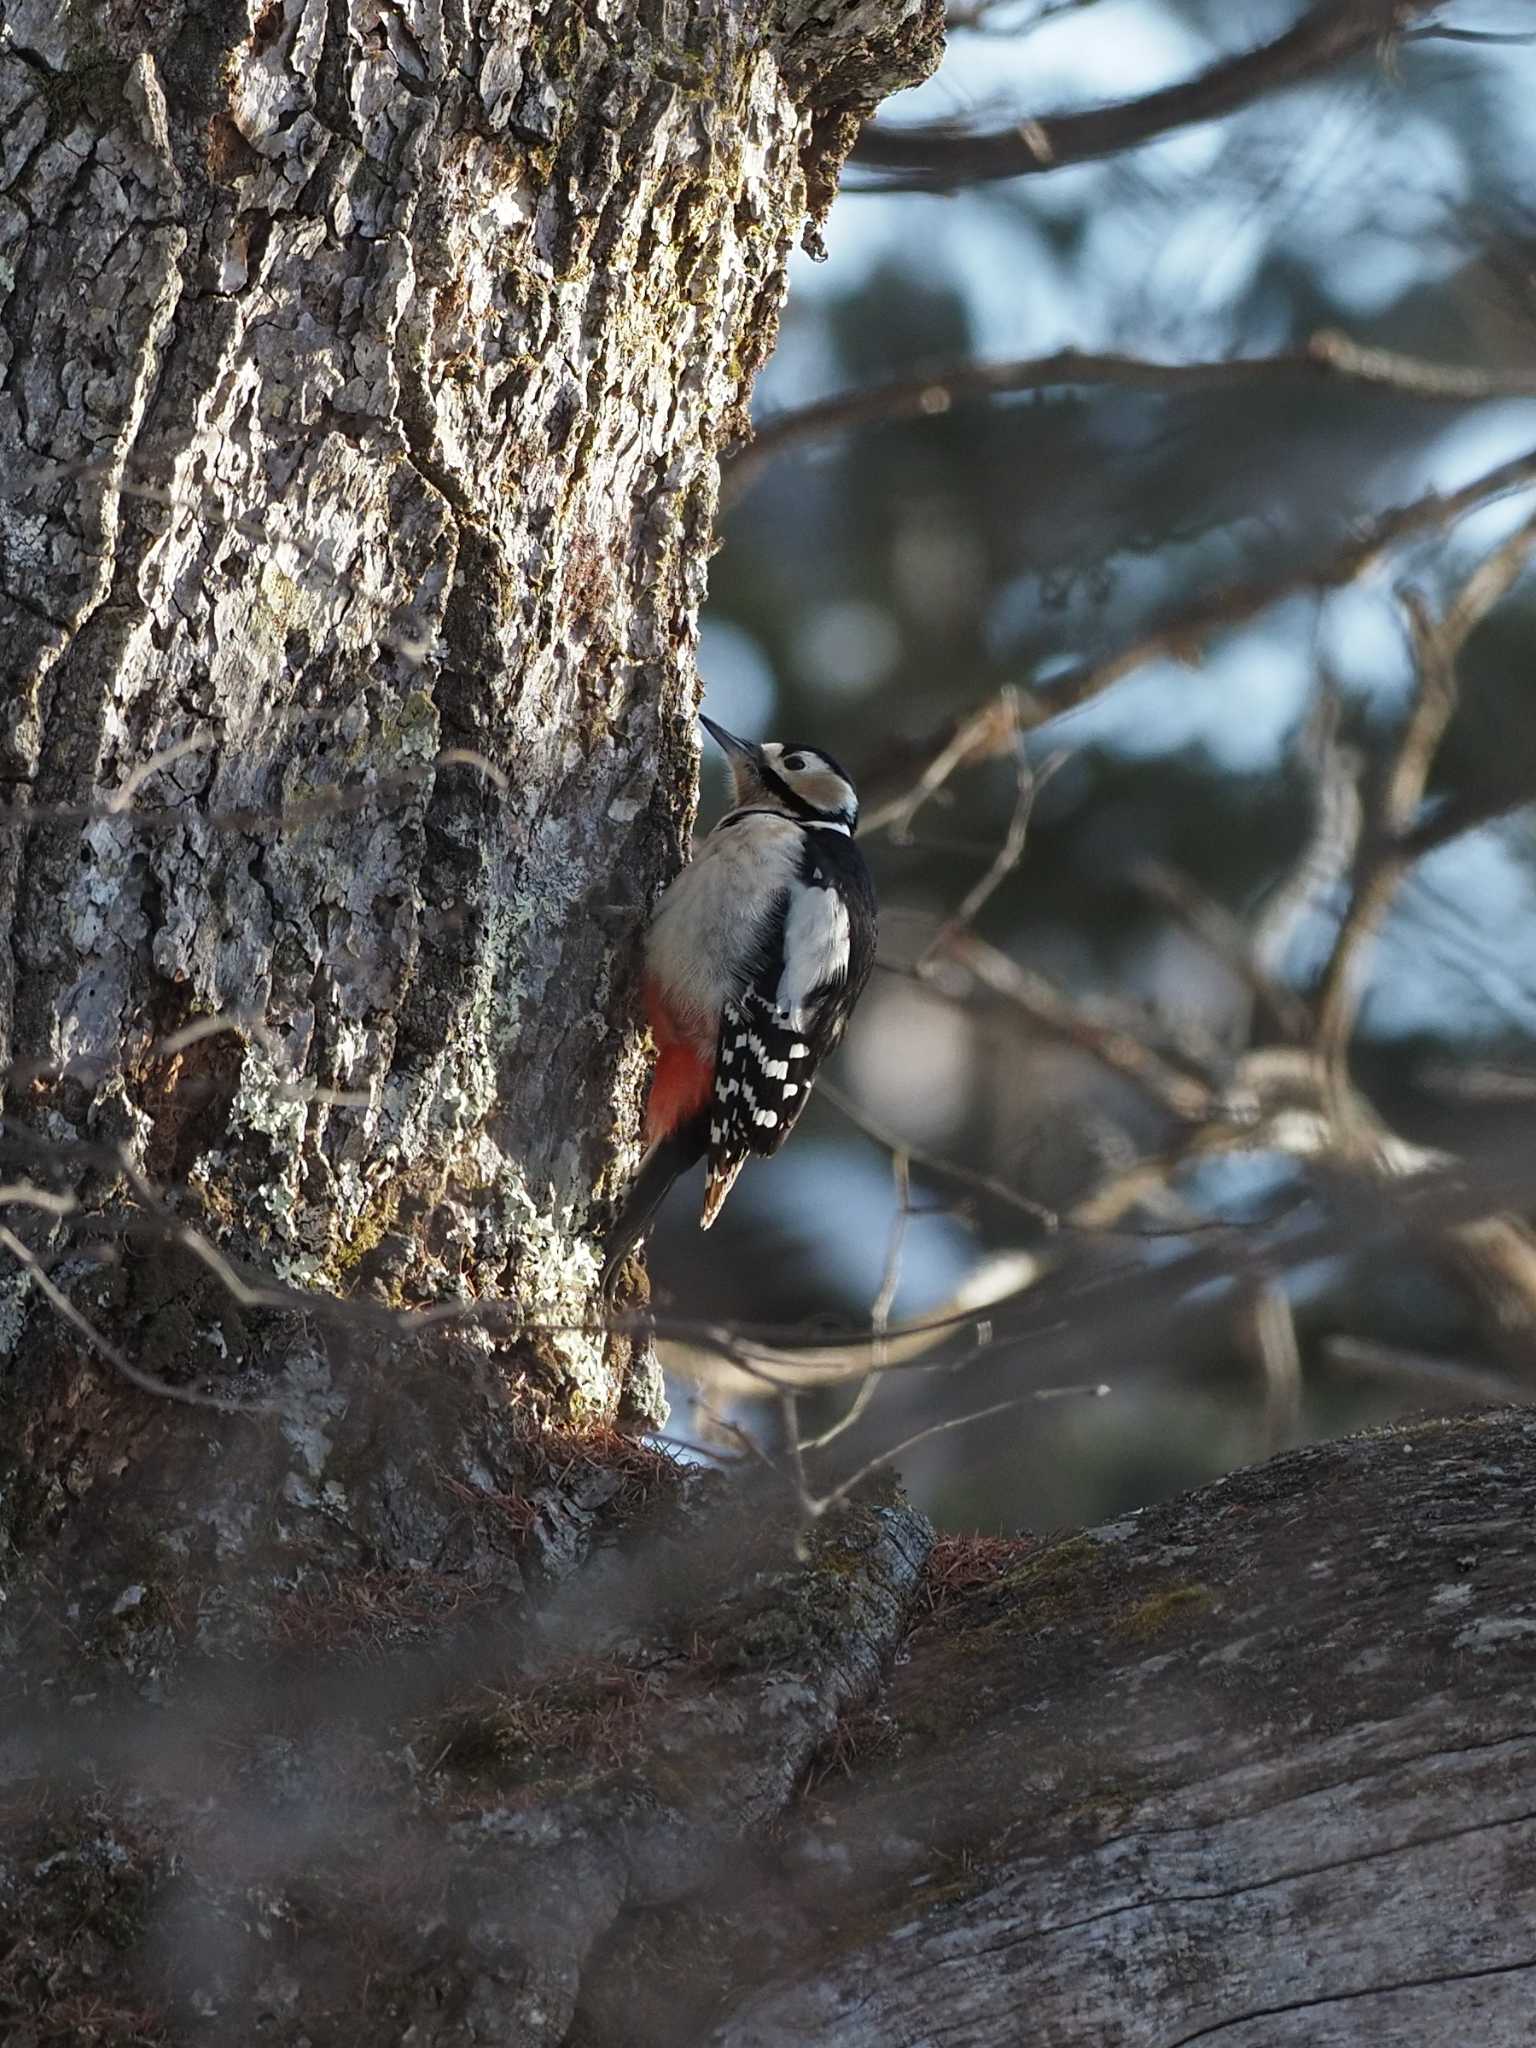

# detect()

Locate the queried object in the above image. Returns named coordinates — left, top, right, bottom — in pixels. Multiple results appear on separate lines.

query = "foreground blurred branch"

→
left=854, top=0, right=1439, bottom=189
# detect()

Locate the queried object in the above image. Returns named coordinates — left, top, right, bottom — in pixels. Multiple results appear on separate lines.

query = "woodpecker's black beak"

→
left=699, top=716, right=759, bottom=766
left=700, top=716, right=765, bottom=806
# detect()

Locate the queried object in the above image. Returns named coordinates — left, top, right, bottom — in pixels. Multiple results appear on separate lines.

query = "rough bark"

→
left=675, top=1410, right=1536, bottom=2048
left=0, top=0, right=941, bottom=1618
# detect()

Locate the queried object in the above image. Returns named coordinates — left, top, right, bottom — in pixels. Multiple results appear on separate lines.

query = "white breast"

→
left=644, top=813, right=802, bottom=1050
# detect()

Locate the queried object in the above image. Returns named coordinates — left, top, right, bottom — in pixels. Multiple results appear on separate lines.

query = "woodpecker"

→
left=602, top=716, right=877, bottom=1294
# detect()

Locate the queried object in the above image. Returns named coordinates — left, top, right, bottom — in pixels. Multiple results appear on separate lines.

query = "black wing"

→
left=702, top=830, right=877, bottom=1227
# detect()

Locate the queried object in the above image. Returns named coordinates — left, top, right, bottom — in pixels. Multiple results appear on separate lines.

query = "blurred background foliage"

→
left=647, top=0, right=1536, bottom=1532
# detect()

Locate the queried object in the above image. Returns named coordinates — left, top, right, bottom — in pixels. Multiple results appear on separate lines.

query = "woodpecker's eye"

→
left=784, top=754, right=807, bottom=772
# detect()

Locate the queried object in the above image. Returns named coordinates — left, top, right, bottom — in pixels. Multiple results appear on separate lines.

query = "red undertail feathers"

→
left=642, top=975, right=713, bottom=1145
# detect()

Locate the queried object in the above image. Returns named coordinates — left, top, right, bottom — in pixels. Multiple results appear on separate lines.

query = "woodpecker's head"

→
left=701, top=717, right=860, bottom=832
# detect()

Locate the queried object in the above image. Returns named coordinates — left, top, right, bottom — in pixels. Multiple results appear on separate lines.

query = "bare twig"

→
left=852, top=0, right=1437, bottom=190
left=1251, top=674, right=1362, bottom=984
left=728, top=332, right=1536, bottom=501
left=820, top=1080, right=1059, bottom=1230
left=0, top=1184, right=81, bottom=1217
left=851, top=439, right=1536, bottom=829
left=941, top=933, right=1216, bottom=1121
left=1040, top=442, right=1536, bottom=726
left=1406, top=22, right=1536, bottom=44
left=866, top=698, right=1028, bottom=841
left=916, top=725, right=1064, bottom=970
left=104, top=733, right=217, bottom=812
left=1313, top=514, right=1536, bottom=1079
left=807, top=1383, right=1110, bottom=1519
left=945, top=0, right=1097, bottom=36
left=0, top=1225, right=267, bottom=1413
left=1239, top=1278, right=1303, bottom=1454
left=1322, top=1334, right=1517, bottom=1403
left=800, top=1153, right=912, bottom=1456
left=1132, top=857, right=1313, bottom=1043
left=0, top=744, right=509, bottom=837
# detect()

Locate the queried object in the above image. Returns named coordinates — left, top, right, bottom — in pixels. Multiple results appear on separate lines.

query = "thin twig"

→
left=1239, top=1278, right=1303, bottom=1454
left=945, top=0, right=1095, bottom=36
left=729, top=331, right=1536, bottom=500
left=1406, top=23, right=1536, bottom=45
left=1132, top=857, right=1312, bottom=1043
left=1322, top=1334, right=1517, bottom=1402
left=0, top=1184, right=80, bottom=1217
left=867, top=698, right=1026, bottom=842
left=1251, top=671, right=1361, bottom=984
left=851, top=437, right=1536, bottom=815
left=807, top=1384, right=1110, bottom=1519
left=1314, top=514, right=1536, bottom=1081
left=0, top=1225, right=267, bottom=1413
left=104, top=733, right=217, bottom=812
left=916, top=725, right=1064, bottom=970
left=0, top=745, right=509, bottom=835
left=820, top=1079, right=1059, bottom=1230
left=941, top=934, right=1216, bottom=1121
left=800, top=1153, right=912, bottom=1455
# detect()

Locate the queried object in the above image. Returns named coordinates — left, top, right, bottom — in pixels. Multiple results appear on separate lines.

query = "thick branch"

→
left=853, top=0, right=1438, bottom=189
left=694, top=1410, right=1536, bottom=2047
left=728, top=331, right=1536, bottom=500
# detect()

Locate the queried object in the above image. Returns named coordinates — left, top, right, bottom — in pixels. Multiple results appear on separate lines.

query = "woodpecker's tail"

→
left=600, top=1116, right=708, bottom=1298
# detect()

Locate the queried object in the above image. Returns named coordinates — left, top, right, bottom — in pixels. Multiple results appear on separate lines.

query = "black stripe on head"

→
left=760, top=745, right=859, bottom=829
left=757, top=763, right=822, bottom=820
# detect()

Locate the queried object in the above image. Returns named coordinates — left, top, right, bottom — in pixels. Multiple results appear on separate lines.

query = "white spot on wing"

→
left=777, top=885, right=850, bottom=1018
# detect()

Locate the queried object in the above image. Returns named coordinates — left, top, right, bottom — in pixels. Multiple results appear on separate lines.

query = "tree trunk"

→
left=0, top=0, right=941, bottom=1619
left=13, top=13, right=1521, bottom=2048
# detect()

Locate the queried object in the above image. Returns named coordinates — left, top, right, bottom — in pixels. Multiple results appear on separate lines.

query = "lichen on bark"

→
left=0, top=0, right=942, bottom=1590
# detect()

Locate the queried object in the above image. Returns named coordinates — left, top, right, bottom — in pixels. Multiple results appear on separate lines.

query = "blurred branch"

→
left=1251, top=677, right=1362, bottom=985
left=1401, top=785, right=1536, bottom=858
left=1323, top=1334, right=1518, bottom=1402
left=1238, top=1278, right=1303, bottom=1453
left=853, top=0, right=1438, bottom=190
left=0, top=745, right=509, bottom=837
left=945, top=0, right=1099, bottom=37
left=1042, top=437, right=1536, bottom=713
left=799, top=1153, right=911, bottom=1455
left=1313, top=513, right=1536, bottom=1083
left=1407, top=22, right=1536, bottom=43
left=727, top=332, right=1536, bottom=500
left=917, top=717, right=1063, bottom=969
left=807, top=1382, right=1110, bottom=1518
left=865, top=696, right=1030, bottom=840
left=856, top=437, right=1536, bottom=812
left=820, top=1079, right=1059, bottom=1229
left=940, top=933, right=1217, bottom=1120
left=1132, top=856, right=1313, bottom=1043
left=0, top=1225, right=265, bottom=1414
